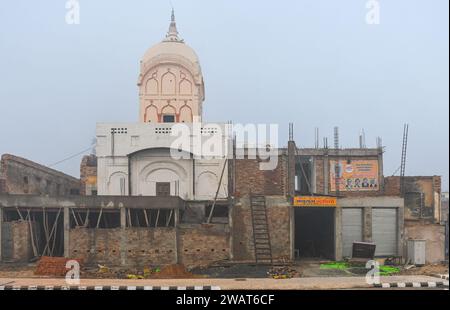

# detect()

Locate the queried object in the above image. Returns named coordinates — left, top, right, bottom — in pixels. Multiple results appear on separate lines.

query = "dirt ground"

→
left=0, top=264, right=37, bottom=278
left=399, top=263, right=448, bottom=276
left=0, top=261, right=447, bottom=279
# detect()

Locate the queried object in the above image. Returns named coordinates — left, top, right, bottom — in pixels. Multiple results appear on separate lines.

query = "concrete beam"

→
left=338, top=196, right=404, bottom=208
left=0, top=195, right=185, bottom=210
left=296, top=148, right=380, bottom=157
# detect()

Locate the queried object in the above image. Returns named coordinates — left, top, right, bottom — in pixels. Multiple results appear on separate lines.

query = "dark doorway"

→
left=294, top=207, right=335, bottom=260
left=156, top=182, right=171, bottom=197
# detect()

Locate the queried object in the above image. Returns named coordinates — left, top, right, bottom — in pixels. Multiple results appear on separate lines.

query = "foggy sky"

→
left=0, top=0, right=448, bottom=190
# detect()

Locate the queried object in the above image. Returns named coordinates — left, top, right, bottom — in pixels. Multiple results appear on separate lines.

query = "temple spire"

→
left=164, top=8, right=183, bottom=42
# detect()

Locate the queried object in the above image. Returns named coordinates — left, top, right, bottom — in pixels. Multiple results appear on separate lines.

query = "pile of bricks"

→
left=35, top=256, right=83, bottom=277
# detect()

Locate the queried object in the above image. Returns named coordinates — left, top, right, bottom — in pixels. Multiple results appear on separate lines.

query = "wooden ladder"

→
left=250, top=195, right=273, bottom=265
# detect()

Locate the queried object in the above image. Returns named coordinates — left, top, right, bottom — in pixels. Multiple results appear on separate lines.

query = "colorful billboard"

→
left=293, top=196, right=337, bottom=207
left=330, top=160, right=379, bottom=192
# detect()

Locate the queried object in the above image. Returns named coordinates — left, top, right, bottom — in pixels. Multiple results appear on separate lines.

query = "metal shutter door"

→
left=342, top=208, right=363, bottom=258
left=372, top=208, right=398, bottom=256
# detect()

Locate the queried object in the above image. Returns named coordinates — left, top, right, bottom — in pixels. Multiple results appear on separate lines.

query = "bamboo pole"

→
left=27, top=210, right=38, bottom=258
left=15, top=207, right=24, bottom=221
left=84, top=209, right=90, bottom=227
left=166, top=210, right=173, bottom=227
left=207, top=159, right=228, bottom=223
left=155, top=209, right=160, bottom=228
left=42, top=208, right=62, bottom=256
left=143, top=209, right=149, bottom=227
left=96, top=207, right=104, bottom=229
left=71, top=208, right=80, bottom=227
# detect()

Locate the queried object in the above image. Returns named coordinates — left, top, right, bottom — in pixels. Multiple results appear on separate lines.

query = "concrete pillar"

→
left=63, top=207, right=70, bottom=258
left=290, top=205, right=295, bottom=261
left=363, top=207, right=373, bottom=242
left=287, top=141, right=296, bottom=198
left=335, top=207, right=343, bottom=261
left=0, top=207, right=3, bottom=262
left=120, top=207, right=127, bottom=266
left=311, top=157, right=317, bottom=193
left=378, top=150, right=384, bottom=193
left=174, top=208, right=180, bottom=264
left=324, top=154, right=329, bottom=195
left=397, top=206, right=404, bottom=257
left=228, top=204, right=234, bottom=261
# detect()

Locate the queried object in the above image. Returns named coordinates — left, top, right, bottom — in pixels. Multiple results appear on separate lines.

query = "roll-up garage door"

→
left=372, top=208, right=398, bottom=256
left=342, top=208, right=363, bottom=258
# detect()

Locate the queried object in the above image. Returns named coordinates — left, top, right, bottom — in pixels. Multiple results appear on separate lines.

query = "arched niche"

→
left=161, top=71, right=176, bottom=95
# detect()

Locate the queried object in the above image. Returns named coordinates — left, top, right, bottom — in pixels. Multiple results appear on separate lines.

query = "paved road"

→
left=0, top=275, right=446, bottom=290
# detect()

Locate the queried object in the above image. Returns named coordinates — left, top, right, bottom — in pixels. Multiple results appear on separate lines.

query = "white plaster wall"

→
left=130, top=148, right=193, bottom=199
left=96, top=122, right=231, bottom=199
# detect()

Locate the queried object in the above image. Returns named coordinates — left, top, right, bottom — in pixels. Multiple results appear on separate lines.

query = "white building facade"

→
left=96, top=11, right=231, bottom=200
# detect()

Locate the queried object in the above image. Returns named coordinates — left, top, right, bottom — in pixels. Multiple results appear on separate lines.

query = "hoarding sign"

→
left=330, top=159, right=379, bottom=192
left=293, top=196, right=337, bottom=207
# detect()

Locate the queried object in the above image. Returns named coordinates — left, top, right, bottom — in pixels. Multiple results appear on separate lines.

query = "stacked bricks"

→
left=35, top=256, right=83, bottom=276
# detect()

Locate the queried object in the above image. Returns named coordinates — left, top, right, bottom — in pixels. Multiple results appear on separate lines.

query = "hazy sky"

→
left=0, top=1, right=448, bottom=190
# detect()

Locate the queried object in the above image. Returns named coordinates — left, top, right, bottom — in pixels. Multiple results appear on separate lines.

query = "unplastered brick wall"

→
left=80, top=154, right=97, bottom=196
left=0, top=154, right=80, bottom=195
left=266, top=200, right=291, bottom=260
left=385, top=176, right=442, bottom=221
left=69, top=228, right=121, bottom=265
left=235, top=155, right=287, bottom=197
left=179, top=224, right=230, bottom=268
left=232, top=199, right=255, bottom=261
left=69, top=227, right=177, bottom=266
left=127, top=228, right=176, bottom=266
left=314, top=157, right=325, bottom=194
left=1, top=220, right=34, bottom=262
left=232, top=196, right=291, bottom=262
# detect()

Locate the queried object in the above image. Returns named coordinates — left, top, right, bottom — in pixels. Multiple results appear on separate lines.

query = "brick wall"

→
left=179, top=224, right=230, bottom=267
left=232, top=196, right=291, bottom=262
left=0, top=178, right=5, bottom=194
left=314, top=157, right=324, bottom=194
left=404, top=221, right=445, bottom=263
left=232, top=200, right=255, bottom=261
left=235, top=155, right=287, bottom=197
left=266, top=203, right=291, bottom=260
left=1, top=220, right=34, bottom=262
left=385, top=176, right=442, bottom=221
left=69, top=225, right=230, bottom=268
left=80, top=154, right=97, bottom=196
left=69, top=227, right=177, bottom=266
left=0, top=154, right=80, bottom=195
left=384, top=176, right=401, bottom=196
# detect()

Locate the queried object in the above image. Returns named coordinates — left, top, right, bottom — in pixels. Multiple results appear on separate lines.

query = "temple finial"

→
left=164, top=8, right=183, bottom=42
